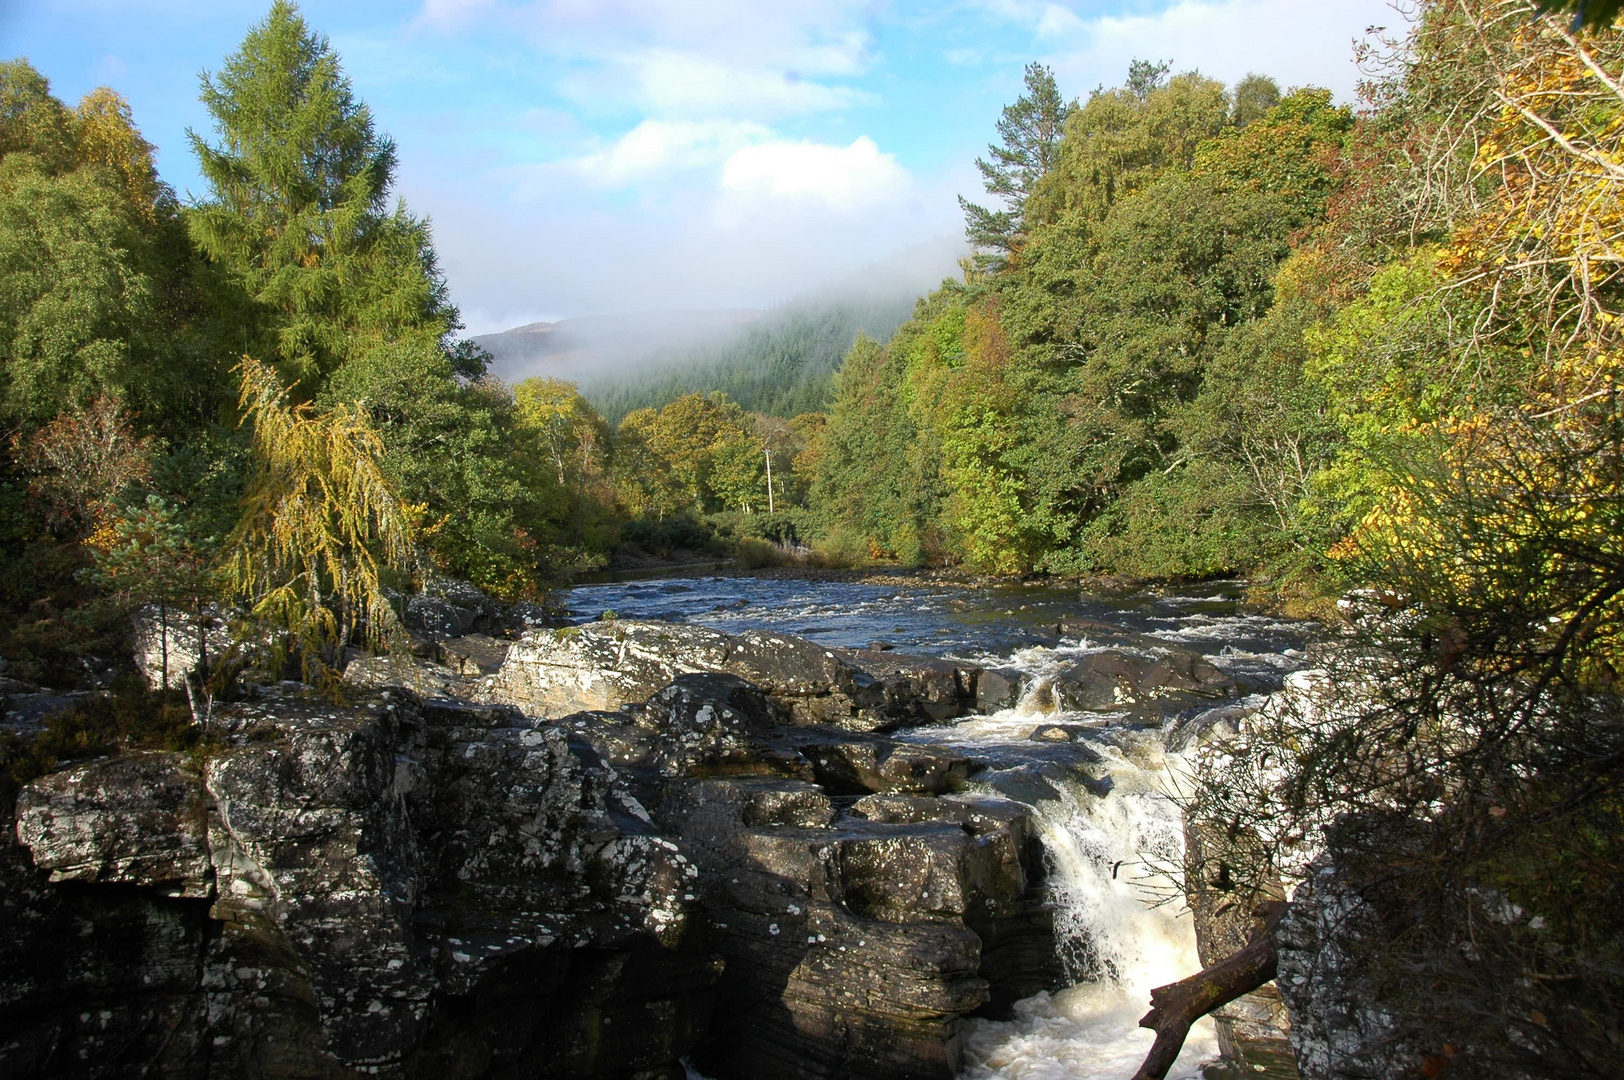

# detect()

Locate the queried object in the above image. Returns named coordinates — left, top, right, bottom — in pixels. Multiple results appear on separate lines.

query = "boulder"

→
left=16, top=752, right=212, bottom=896
left=975, top=666, right=1025, bottom=713
left=484, top=620, right=978, bottom=729
left=132, top=603, right=233, bottom=690
left=1052, top=648, right=1237, bottom=713
left=660, top=774, right=1062, bottom=1080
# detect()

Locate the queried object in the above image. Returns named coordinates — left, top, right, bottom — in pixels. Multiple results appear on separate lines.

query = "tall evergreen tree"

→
left=958, top=62, right=1072, bottom=272
left=186, top=0, right=468, bottom=399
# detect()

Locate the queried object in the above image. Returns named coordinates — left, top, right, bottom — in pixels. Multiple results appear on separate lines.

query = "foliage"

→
left=959, top=62, right=1073, bottom=271
left=1186, top=6, right=1624, bottom=1074
left=584, top=292, right=920, bottom=422
left=15, top=395, right=153, bottom=535
left=0, top=61, right=216, bottom=432
left=614, top=391, right=767, bottom=518
left=1, top=675, right=198, bottom=803
left=221, top=357, right=417, bottom=689
left=816, top=68, right=1352, bottom=575
left=186, top=0, right=466, bottom=401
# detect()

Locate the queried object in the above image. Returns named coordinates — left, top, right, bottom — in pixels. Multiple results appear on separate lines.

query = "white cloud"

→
left=421, top=0, right=879, bottom=120
left=1031, top=0, right=1393, bottom=105
left=574, top=118, right=768, bottom=185
left=719, top=137, right=909, bottom=214
left=619, top=50, right=871, bottom=118
left=414, top=0, right=496, bottom=30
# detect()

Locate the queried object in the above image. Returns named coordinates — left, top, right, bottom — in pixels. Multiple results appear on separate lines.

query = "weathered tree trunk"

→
left=1129, top=900, right=1288, bottom=1080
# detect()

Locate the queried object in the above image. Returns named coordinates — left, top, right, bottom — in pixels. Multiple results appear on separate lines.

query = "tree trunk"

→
left=1129, top=900, right=1288, bottom=1080
left=158, top=600, right=169, bottom=690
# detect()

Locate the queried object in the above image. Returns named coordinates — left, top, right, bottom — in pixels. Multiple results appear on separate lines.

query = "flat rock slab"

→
left=484, top=620, right=979, bottom=729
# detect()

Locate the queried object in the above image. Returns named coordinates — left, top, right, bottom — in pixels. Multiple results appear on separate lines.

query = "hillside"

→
left=579, top=291, right=920, bottom=422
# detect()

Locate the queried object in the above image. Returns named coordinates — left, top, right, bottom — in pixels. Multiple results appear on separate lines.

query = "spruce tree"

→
left=958, top=62, right=1072, bottom=271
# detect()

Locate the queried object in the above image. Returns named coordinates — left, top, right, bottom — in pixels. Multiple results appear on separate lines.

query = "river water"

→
left=561, top=574, right=1313, bottom=1080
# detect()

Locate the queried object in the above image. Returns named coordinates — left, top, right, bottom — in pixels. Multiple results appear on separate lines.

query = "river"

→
left=561, top=573, right=1314, bottom=1080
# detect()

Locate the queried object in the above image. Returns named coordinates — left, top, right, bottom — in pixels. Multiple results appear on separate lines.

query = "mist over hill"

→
left=476, top=238, right=965, bottom=420
left=473, top=308, right=765, bottom=384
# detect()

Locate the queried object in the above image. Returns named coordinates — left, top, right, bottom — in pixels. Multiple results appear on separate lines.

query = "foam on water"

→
left=913, top=690, right=1218, bottom=1079
left=557, top=576, right=1315, bottom=1079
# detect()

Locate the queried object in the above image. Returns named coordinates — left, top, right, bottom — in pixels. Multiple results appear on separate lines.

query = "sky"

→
left=2, top=0, right=1400, bottom=334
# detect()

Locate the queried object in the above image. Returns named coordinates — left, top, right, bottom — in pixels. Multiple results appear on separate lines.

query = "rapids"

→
left=567, top=574, right=1313, bottom=1080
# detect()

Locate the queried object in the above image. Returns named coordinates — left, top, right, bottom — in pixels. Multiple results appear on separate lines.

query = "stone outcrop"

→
left=131, top=603, right=233, bottom=690
left=1273, top=855, right=1409, bottom=1080
left=1047, top=649, right=1237, bottom=714
left=4, top=691, right=716, bottom=1079
left=482, top=620, right=980, bottom=730
left=5, top=621, right=1076, bottom=1080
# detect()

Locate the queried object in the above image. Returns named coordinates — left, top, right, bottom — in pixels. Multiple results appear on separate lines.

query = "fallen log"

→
left=1128, top=899, right=1289, bottom=1080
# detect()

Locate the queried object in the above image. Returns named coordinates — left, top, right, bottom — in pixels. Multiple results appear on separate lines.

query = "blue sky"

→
left=3, top=0, right=1397, bottom=333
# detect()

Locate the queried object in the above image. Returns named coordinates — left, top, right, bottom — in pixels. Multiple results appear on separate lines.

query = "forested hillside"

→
left=582, top=290, right=919, bottom=423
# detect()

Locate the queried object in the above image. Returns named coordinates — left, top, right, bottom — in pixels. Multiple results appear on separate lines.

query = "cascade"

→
left=912, top=662, right=1219, bottom=1080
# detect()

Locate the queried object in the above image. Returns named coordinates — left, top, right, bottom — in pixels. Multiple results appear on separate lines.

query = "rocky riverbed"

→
left=2, top=575, right=1318, bottom=1080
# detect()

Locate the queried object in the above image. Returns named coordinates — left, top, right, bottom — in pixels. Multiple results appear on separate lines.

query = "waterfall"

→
left=945, top=707, right=1219, bottom=1080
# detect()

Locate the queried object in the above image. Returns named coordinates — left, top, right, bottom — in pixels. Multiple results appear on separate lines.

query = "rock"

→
left=661, top=774, right=1062, bottom=1080
left=484, top=620, right=978, bottom=729
left=1162, top=700, right=1258, bottom=753
left=975, top=666, right=1024, bottom=713
left=404, top=592, right=476, bottom=640
left=16, top=752, right=212, bottom=896
left=791, top=732, right=971, bottom=796
left=342, top=652, right=467, bottom=697
left=1056, top=615, right=1130, bottom=640
left=3, top=691, right=721, bottom=1079
left=5, top=627, right=1083, bottom=1080
left=439, top=632, right=510, bottom=676
left=1183, top=812, right=1295, bottom=1077
left=1274, top=855, right=1408, bottom=1080
left=1052, top=648, right=1236, bottom=713
left=1030, top=723, right=1082, bottom=743
left=132, top=603, right=234, bottom=690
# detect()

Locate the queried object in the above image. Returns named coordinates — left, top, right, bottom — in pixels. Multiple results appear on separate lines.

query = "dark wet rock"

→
left=1052, top=648, right=1237, bottom=713
left=485, top=620, right=978, bottom=730
left=1056, top=615, right=1132, bottom=640
left=660, top=773, right=1063, bottom=1080
left=1183, top=812, right=1296, bottom=1078
left=1162, top=700, right=1259, bottom=753
left=975, top=666, right=1024, bottom=713
left=789, top=732, right=971, bottom=796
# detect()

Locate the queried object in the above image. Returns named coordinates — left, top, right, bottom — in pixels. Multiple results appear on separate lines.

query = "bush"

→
left=1, top=674, right=199, bottom=801
left=734, top=536, right=782, bottom=569
left=618, top=516, right=721, bottom=557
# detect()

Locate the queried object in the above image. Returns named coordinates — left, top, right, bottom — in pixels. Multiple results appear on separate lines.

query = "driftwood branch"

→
left=1128, top=900, right=1289, bottom=1080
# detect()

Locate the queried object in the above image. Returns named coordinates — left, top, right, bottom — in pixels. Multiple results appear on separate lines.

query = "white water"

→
left=913, top=681, right=1219, bottom=1080
left=561, top=578, right=1314, bottom=1080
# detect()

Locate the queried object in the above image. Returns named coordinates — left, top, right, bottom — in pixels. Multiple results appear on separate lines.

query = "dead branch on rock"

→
left=1129, top=900, right=1289, bottom=1080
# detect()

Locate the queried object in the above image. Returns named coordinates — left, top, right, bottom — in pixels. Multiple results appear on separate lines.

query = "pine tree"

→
left=958, top=62, right=1072, bottom=271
